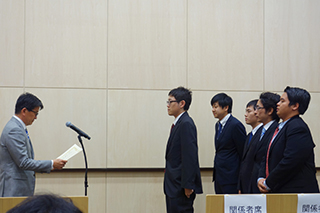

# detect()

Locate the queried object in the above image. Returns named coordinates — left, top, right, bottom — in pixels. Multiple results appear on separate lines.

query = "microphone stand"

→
left=77, top=135, right=89, bottom=196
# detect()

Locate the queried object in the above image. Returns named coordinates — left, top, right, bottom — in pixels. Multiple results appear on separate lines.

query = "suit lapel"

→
left=11, top=117, right=33, bottom=159
left=215, top=115, right=233, bottom=148
left=242, top=127, right=262, bottom=159
left=165, top=112, right=188, bottom=157
left=220, top=115, right=232, bottom=138
left=256, top=122, right=277, bottom=151
left=269, top=117, right=297, bottom=151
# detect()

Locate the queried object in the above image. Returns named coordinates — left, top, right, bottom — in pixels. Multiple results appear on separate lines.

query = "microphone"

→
left=66, top=122, right=91, bottom=140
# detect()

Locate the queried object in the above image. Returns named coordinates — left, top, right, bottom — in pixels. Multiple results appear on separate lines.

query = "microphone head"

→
left=66, top=121, right=72, bottom=127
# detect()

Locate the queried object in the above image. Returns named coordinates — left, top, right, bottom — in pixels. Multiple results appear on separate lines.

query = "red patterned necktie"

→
left=266, top=127, right=279, bottom=177
left=170, top=124, right=174, bottom=133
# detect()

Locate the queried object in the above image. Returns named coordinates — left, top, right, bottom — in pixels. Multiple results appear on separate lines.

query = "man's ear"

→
left=267, top=107, right=274, bottom=116
left=179, top=100, right=186, bottom=109
left=21, top=108, right=27, bottom=115
left=223, top=105, right=229, bottom=112
left=291, top=103, right=299, bottom=112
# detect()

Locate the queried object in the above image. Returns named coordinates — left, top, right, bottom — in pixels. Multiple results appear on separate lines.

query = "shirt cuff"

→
left=257, top=177, right=271, bottom=191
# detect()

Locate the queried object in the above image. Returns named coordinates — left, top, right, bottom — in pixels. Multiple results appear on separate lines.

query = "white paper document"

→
left=57, top=144, right=82, bottom=161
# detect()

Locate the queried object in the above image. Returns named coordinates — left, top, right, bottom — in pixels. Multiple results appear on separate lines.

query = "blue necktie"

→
left=260, top=127, right=266, bottom=140
left=248, top=132, right=253, bottom=145
left=25, top=129, right=34, bottom=159
left=217, top=122, right=222, bottom=139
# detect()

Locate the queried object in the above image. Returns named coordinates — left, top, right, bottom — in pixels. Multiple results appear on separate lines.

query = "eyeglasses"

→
left=30, top=110, right=39, bottom=116
left=256, top=106, right=265, bottom=110
left=166, top=100, right=179, bottom=105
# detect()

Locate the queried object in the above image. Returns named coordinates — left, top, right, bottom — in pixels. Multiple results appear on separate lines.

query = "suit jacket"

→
left=164, top=112, right=203, bottom=198
left=238, top=126, right=262, bottom=193
left=213, top=115, right=246, bottom=185
left=249, top=121, right=278, bottom=193
left=259, top=115, right=319, bottom=193
left=0, top=117, right=52, bottom=197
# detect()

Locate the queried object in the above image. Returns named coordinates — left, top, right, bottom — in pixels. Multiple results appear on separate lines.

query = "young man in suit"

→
left=0, top=93, right=67, bottom=197
left=211, top=93, right=246, bottom=194
left=258, top=86, right=319, bottom=193
left=238, top=99, right=262, bottom=194
left=250, top=92, right=280, bottom=193
left=164, top=87, right=202, bottom=213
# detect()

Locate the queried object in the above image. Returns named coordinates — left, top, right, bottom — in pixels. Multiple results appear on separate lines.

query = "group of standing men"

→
left=164, top=86, right=319, bottom=213
left=0, top=87, right=318, bottom=213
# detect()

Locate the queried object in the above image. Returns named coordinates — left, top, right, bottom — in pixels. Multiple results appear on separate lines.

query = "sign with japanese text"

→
left=297, top=194, right=320, bottom=213
left=224, top=194, right=267, bottom=213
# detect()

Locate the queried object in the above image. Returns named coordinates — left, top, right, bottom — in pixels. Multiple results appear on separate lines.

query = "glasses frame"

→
left=166, top=100, right=179, bottom=105
left=30, top=110, right=39, bottom=116
left=256, top=106, right=265, bottom=110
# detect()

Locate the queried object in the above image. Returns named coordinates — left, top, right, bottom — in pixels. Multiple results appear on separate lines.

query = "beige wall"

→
left=1, top=0, right=320, bottom=212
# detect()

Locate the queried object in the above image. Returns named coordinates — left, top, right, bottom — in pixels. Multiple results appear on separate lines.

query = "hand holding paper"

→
left=53, top=159, right=67, bottom=170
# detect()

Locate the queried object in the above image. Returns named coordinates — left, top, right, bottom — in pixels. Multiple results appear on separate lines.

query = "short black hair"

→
left=210, top=93, right=232, bottom=113
left=168, top=87, right=192, bottom=111
left=15, top=93, right=44, bottom=114
left=246, top=99, right=258, bottom=110
left=7, top=194, right=82, bottom=213
left=259, top=92, right=280, bottom=122
left=284, top=86, right=310, bottom=115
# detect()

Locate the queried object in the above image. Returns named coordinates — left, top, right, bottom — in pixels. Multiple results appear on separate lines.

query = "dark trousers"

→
left=166, top=193, right=195, bottom=213
left=214, top=181, right=237, bottom=194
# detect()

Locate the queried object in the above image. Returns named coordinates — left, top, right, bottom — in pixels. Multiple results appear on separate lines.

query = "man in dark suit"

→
left=238, top=99, right=262, bottom=194
left=164, top=87, right=202, bottom=213
left=0, top=93, right=67, bottom=197
left=258, top=86, right=319, bottom=193
left=248, top=92, right=280, bottom=193
left=211, top=93, right=246, bottom=194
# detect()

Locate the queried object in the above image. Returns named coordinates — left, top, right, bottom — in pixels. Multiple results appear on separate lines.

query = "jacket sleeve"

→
left=6, top=127, right=52, bottom=173
left=180, top=120, right=199, bottom=190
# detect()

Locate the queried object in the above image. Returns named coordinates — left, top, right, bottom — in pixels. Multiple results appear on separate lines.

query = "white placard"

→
left=57, top=144, right=82, bottom=161
left=297, top=194, right=320, bottom=213
left=224, top=194, right=267, bottom=213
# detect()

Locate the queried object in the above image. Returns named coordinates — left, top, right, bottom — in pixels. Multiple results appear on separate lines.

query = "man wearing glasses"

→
left=0, top=93, right=67, bottom=197
left=164, top=87, right=202, bottom=213
left=251, top=92, right=280, bottom=193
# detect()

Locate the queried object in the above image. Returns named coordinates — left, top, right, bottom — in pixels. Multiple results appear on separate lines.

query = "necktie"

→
left=260, top=127, right=266, bottom=140
left=170, top=124, right=174, bottom=134
left=25, top=129, right=34, bottom=159
left=266, top=127, right=279, bottom=177
left=217, top=122, right=222, bottom=139
left=248, top=132, right=253, bottom=146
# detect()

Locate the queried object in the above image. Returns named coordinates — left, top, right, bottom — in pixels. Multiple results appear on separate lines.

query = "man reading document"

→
left=0, top=93, right=67, bottom=197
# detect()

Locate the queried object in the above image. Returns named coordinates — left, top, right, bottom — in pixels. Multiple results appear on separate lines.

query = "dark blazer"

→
left=238, top=126, right=262, bottom=193
left=164, top=112, right=203, bottom=198
left=260, top=115, right=319, bottom=193
left=249, top=121, right=278, bottom=193
left=213, top=115, right=246, bottom=186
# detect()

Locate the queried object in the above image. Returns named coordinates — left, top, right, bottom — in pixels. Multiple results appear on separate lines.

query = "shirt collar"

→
left=220, top=113, right=231, bottom=127
left=13, top=115, right=27, bottom=130
left=278, top=118, right=291, bottom=131
left=173, top=111, right=185, bottom=125
left=252, top=123, right=263, bottom=135
left=263, top=120, right=275, bottom=130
